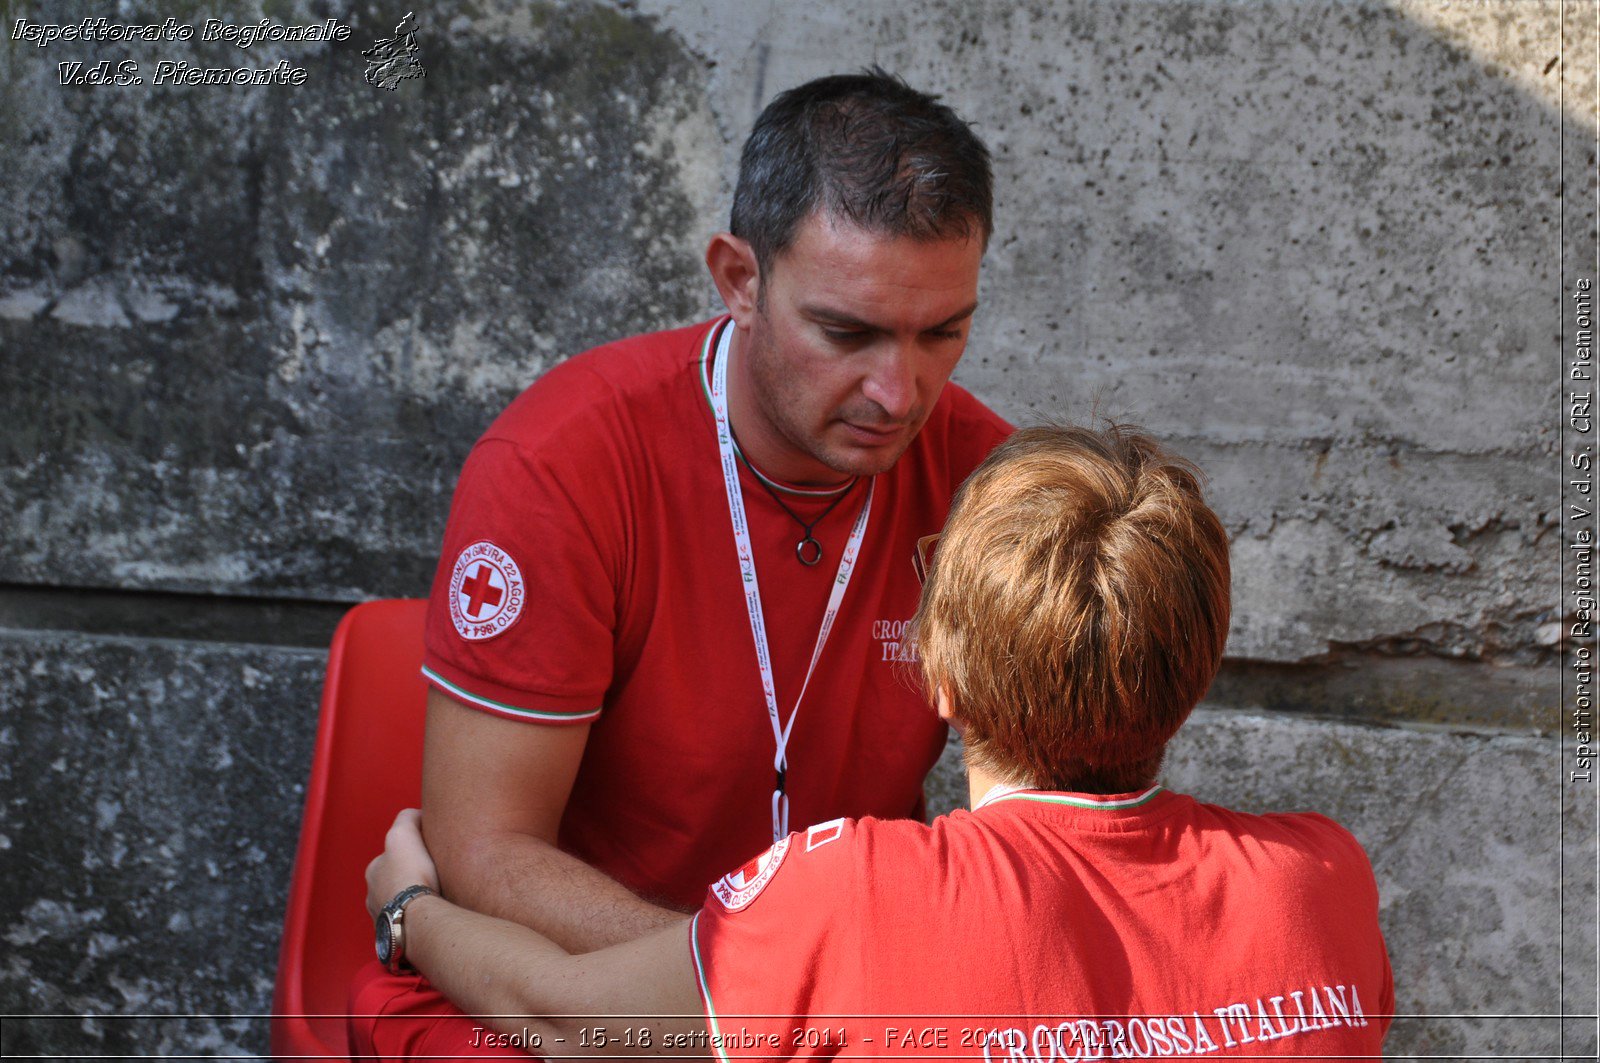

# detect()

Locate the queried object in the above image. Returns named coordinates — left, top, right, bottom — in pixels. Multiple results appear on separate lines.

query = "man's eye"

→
left=930, top=329, right=964, bottom=341
left=823, top=329, right=867, bottom=343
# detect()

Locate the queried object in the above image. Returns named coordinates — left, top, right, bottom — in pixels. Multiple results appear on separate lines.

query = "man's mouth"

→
left=841, top=421, right=904, bottom=444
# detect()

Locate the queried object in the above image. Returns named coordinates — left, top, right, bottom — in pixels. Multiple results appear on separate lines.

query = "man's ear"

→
left=705, top=232, right=761, bottom=326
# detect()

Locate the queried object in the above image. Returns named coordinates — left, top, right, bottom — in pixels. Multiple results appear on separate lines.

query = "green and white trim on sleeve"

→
left=420, top=665, right=602, bottom=724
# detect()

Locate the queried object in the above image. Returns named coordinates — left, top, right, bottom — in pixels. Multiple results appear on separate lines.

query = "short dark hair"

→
left=730, top=67, right=993, bottom=281
left=915, top=424, right=1232, bottom=795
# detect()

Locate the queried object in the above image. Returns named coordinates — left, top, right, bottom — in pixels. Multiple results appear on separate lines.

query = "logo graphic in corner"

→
left=449, top=541, right=526, bottom=641
left=711, top=837, right=791, bottom=912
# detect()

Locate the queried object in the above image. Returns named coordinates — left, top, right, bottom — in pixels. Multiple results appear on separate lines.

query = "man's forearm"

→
left=403, top=894, right=574, bottom=1045
left=401, top=894, right=701, bottom=1059
left=437, top=830, right=685, bottom=953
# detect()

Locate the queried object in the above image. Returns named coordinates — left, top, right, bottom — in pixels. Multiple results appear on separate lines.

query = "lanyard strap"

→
left=706, top=319, right=875, bottom=843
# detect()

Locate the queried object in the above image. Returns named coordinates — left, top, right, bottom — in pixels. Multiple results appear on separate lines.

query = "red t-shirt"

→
left=422, top=318, right=1013, bottom=908
left=692, top=787, right=1394, bottom=1061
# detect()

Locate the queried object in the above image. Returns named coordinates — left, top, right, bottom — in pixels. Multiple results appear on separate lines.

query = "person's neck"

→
left=724, top=324, right=855, bottom=490
left=968, top=765, right=1163, bottom=806
left=967, top=764, right=1033, bottom=810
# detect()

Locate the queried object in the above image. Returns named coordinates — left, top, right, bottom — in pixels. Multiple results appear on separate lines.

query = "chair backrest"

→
left=271, top=598, right=430, bottom=1062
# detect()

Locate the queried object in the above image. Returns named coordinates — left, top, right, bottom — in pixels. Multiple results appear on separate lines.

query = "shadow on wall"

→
left=925, top=0, right=1585, bottom=668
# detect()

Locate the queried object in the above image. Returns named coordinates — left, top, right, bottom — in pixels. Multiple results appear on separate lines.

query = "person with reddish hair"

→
left=355, top=423, right=1393, bottom=1061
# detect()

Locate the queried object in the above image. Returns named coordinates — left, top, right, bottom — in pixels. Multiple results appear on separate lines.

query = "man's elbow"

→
left=433, top=826, right=556, bottom=909
left=498, top=972, right=595, bottom=1059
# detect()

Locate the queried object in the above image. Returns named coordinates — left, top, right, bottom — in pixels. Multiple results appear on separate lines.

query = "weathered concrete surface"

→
left=0, top=633, right=325, bottom=1057
left=1207, top=655, right=1557, bottom=733
left=929, top=706, right=1595, bottom=1061
left=0, top=0, right=1579, bottom=678
left=1165, top=710, right=1585, bottom=1061
left=0, top=0, right=722, bottom=601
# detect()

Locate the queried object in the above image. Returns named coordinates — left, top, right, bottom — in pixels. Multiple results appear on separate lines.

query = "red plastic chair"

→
left=272, top=599, right=430, bottom=1061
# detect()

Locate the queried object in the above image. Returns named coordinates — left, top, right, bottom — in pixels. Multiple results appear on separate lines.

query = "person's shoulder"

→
left=853, top=810, right=991, bottom=875
left=928, top=378, right=1012, bottom=439
left=704, top=814, right=940, bottom=916
left=1271, top=809, right=1377, bottom=873
left=1258, top=806, right=1371, bottom=857
left=1189, top=798, right=1377, bottom=882
left=480, top=318, right=717, bottom=449
left=701, top=817, right=862, bottom=920
left=901, top=381, right=1012, bottom=488
left=567, top=319, right=718, bottom=382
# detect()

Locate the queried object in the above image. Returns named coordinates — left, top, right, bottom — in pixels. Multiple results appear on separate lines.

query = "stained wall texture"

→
left=0, top=0, right=1588, bottom=1057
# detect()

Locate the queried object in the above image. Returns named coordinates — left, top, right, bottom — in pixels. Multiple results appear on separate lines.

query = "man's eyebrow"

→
left=799, top=302, right=980, bottom=331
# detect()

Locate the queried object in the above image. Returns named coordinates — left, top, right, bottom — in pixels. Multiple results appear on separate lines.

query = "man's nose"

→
left=861, top=344, right=918, bottom=421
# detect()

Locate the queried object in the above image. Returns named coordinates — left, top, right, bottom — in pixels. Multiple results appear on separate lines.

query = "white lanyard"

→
left=707, top=319, right=875, bottom=843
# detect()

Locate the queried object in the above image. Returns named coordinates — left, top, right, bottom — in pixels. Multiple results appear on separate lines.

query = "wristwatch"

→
left=374, top=884, right=435, bottom=974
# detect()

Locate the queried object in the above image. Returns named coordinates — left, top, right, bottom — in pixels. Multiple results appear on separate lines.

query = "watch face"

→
left=375, top=914, right=393, bottom=964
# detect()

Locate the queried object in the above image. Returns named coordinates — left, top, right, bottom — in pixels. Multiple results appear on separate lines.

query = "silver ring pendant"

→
left=796, top=537, right=823, bottom=566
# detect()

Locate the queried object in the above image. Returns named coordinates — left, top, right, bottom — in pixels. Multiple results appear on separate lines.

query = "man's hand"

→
left=365, top=808, right=439, bottom=919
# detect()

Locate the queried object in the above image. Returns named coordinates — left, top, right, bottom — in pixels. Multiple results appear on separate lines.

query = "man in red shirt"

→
left=350, top=68, right=1011, bottom=1038
left=357, top=424, right=1393, bottom=1061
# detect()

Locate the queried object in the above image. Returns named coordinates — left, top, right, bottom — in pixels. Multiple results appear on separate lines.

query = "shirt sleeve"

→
left=689, top=819, right=863, bottom=1059
left=421, top=430, right=619, bottom=725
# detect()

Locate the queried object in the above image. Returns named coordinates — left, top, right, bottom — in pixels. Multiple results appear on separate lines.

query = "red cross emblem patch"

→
left=710, top=837, right=790, bottom=912
left=448, top=541, right=526, bottom=641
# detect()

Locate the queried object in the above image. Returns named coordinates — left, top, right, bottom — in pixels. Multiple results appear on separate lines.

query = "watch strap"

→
left=387, top=883, right=436, bottom=912
left=378, top=884, right=436, bottom=973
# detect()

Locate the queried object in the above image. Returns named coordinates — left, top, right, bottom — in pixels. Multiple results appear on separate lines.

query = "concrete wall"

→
left=0, top=0, right=1587, bottom=1056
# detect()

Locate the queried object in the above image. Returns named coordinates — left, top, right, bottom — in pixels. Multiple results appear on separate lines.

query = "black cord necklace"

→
left=738, top=451, right=859, bottom=566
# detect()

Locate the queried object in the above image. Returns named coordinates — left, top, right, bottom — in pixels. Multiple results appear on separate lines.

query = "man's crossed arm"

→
left=366, top=808, right=703, bottom=1057
left=421, top=688, right=685, bottom=953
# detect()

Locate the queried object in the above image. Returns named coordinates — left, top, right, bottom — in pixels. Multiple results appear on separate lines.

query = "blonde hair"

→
left=914, top=424, right=1231, bottom=793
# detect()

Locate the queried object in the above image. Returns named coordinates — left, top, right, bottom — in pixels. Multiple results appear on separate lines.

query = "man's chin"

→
left=820, top=438, right=915, bottom=479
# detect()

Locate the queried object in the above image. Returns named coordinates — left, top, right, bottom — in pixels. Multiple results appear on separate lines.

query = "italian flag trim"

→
left=420, top=666, right=601, bottom=724
left=689, top=913, right=736, bottom=1063
left=980, top=785, right=1167, bottom=811
left=696, top=316, right=719, bottom=409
